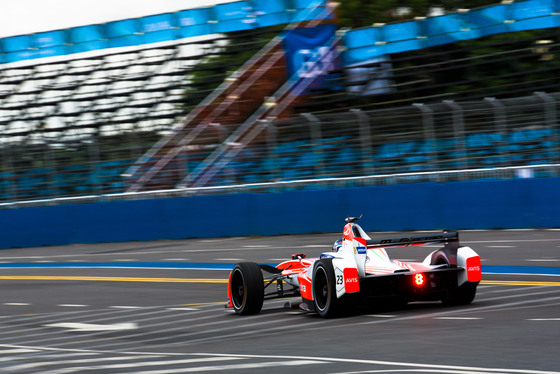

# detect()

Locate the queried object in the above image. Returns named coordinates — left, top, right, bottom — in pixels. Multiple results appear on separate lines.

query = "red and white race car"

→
left=226, top=216, right=482, bottom=317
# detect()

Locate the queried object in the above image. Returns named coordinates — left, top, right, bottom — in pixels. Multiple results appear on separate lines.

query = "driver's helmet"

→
left=332, top=239, right=343, bottom=252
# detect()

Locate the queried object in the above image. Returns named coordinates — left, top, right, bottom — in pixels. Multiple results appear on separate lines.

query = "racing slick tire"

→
left=312, top=258, right=343, bottom=318
left=230, top=262, right=264, bottom=315
left=446, top=282, right=477, bottom=306
left=434, top=255, right=477, bottom=306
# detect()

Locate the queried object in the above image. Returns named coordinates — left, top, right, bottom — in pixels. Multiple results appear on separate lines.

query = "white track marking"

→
left=0, top=347, right=556, bottom=374
left=434, top=317, right=483, bottom=320
left=194, top=353, right=560, bottom=374
left=44, top=322, right=138, bottom=332
left=527, top=318, right=560, bottom=321
left=57, top=304, right=88, bottom=308
left=3, top=303, right=30, bottom=306
left=109, top=305, right=142, bottom=309
left=166, top=307, right=199, bottom=311
left=0, top=348, right=39, bottom=354
left=367, top=315, right=397, bottom=318
left=0, top=352, right=98, bottom=363
left=4, top=354, right=160, bottom=371
left=132, top=360, right=325, bottom=374
left=214, top=258, right=244, bottom=261
left=41, top=357, right=245, bottom=374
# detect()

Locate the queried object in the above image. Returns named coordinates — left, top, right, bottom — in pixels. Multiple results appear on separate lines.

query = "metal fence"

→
left=1, top=91, right=559, bottom=206
left=190, top=91, right=560, bottom=187
left=0, top=27, right=282, bottom=204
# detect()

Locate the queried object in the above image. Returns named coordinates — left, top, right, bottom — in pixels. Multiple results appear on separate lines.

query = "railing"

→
left=125, top=2, right=337, bottom=192
left=2, top=163, right=560, bottom=209
left=182, top=22, right=343, bottom=188
left=1, top=88, right=559, bottom=205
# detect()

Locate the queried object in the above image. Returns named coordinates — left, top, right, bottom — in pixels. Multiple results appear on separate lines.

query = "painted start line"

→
left=0, top=263, right=558, bottom=285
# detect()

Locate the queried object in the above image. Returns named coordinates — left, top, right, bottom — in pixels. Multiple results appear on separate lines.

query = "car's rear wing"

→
left=366, top=231, right=459, bottom=249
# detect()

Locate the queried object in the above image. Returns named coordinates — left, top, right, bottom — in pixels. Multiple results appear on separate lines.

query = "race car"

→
left=226, top=216, right=481, bottom=317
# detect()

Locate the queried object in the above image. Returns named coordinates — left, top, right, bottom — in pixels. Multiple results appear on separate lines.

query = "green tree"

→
left=337, top=0, right=502, bottom=29
left=181, top=27, right=279, bottom=111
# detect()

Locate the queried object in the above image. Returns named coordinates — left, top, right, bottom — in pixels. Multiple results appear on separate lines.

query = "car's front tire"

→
left=230, top=262, right=264, bottom=315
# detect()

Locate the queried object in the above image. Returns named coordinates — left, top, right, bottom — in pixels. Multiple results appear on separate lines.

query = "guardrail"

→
left=2, top=173, right=560, bottom=248
left=2, top=163, right=559, bottom=209
left=1, top=91, right=559, bottom=204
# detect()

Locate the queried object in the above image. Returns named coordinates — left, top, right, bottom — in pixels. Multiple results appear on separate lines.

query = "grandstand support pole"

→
left=265, top=120, right=279, bottom=181
left=533, top=91, right=559, bottom=166
left=484, top=97, right=510, bottom=167
left=443, top=100, right=468, bottom=172
left=412, top=103, right=436, bottom=178
left=350, top=109, right=373, bottom=175
left=1, top=145, right=17, bottom=202
left=301, top=113, right=325, bottom=176
left=46, top=146, right=59, bottom=198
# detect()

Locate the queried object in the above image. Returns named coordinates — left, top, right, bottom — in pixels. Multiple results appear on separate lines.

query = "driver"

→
left=332, top=239, right=343, bottom=252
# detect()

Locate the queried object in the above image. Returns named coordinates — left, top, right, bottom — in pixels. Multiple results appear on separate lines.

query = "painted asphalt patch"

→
left=0, top=262, right=559, bottom=276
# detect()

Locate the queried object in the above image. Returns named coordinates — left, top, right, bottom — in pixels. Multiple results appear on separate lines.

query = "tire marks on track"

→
left=0, top=284, right=558, bottom=372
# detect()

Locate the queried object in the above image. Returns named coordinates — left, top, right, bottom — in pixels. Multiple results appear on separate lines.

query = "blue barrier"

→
left=1, top=178, right=559, bottom=249
left=3, top=0, right=560, bottom=66
left=343, top=0, right=560, bottom=65
left=0, top=0, right=328, bottom=64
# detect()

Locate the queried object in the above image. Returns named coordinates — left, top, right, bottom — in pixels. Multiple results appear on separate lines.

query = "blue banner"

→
left=343, top=0, right=560, bottom=65
left=0, top=0, right=328, bottom=65
left=177, top=8, right=212, bottom=38
left=141, top=13, right=180, bottom=44
left=282, top=23, right=336, bottom=78
left=3, top=0, right=560, bottom=67
left=69, top=25, right=107, bottom=54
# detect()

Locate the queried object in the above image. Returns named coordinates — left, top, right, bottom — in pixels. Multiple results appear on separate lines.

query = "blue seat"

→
left=0, top=172, right=15, bottom=200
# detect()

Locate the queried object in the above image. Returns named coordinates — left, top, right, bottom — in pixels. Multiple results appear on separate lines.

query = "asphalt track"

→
left=0, top=229, right=558, bottom=373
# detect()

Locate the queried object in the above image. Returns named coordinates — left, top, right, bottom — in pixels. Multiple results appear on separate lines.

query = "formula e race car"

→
left=226, top=216, right=482, bottom=318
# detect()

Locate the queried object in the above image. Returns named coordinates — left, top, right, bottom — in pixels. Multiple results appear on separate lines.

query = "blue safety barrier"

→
left=0, top=0, right=328, bottom=64
left=343, top=0, right=560, bottom=65
left=4, top=0, right=560, bottom=66
left=1, top=177, right=559, bottom=249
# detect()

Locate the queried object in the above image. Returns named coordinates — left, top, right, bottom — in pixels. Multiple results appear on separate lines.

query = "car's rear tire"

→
left=230, top=262, right=264, bottom=315
left=449, top=282, right=477, bottom=305
left=432, top=254, right=477, bottom=306
left=312, top=258, right=342, bottom=318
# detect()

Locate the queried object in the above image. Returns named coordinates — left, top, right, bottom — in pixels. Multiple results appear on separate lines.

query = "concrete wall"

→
left=2, top=178, right=559, bottom=249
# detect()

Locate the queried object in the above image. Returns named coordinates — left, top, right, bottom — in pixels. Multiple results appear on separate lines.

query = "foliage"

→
left=180, top=27, right=279, bottom=111
left=336, top=0, right=500, bottom=29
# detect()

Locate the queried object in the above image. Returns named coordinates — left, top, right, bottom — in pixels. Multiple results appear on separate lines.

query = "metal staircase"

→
left=125, top=2, right=338, bottom=192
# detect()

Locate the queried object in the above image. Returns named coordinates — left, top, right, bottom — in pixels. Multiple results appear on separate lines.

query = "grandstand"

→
left=0, top=26, right=284, bottom=202
left=1, top=0, right=560, bottom=206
